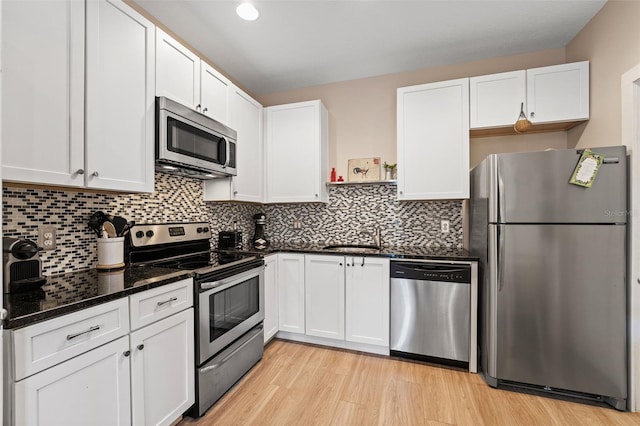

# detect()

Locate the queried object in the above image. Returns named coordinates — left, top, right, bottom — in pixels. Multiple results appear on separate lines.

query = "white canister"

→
left=97, top=237, right=125, bottom=269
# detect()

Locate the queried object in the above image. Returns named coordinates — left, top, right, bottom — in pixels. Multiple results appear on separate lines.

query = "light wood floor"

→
left=181, top=339, right=640, bottom=426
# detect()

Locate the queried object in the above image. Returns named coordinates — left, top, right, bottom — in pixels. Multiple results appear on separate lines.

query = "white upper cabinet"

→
left=2, top=0, right=85, bottom=187
left=200, top=62, right=232, bottom=124
left=2, top=0, right=154, bottom=192
left=156, top=29, right=232, bottom=126
left=470, top=61, right=589, bottom=131
left=155, top=27, right=200, bottom=109
left=526, top=61, right=589, bottom=124
left=85, top=0, right=155, bottom=192
left=397, top=78, right=470, bottom=200
left=203, top=86, right=264, bottom=202
left=265, top=100, right=328, bottom=203
left=469, top=70, right=526, bottom=129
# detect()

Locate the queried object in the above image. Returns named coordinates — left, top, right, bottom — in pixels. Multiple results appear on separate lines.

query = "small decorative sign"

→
left=569, top=149, right=604, bottom=188
left=348, top=157, right=381, bottom=182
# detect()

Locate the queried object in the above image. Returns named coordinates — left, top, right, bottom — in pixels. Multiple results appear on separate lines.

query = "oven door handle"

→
left=201, top=280, right=224, bottom=290
left=200, top=265, right=265, bottom=293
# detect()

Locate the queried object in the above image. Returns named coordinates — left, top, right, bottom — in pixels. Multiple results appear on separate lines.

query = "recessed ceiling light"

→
left=236, top=2, right=259, bottom=21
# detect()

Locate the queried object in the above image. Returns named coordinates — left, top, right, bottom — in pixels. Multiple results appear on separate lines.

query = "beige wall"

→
left=258, top=49, right=567, bottom=178
left=566, top=0, right=640, bottom=149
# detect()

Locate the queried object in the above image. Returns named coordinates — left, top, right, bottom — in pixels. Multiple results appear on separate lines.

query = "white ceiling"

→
left=134, top=0, right=607, bottom=95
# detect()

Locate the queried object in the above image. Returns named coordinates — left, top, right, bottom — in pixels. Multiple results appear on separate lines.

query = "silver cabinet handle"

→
left=196, top=104, right=201, bottom=110
left=315, top=194, right=318, bottom=197
left=91, top=171, right=99, bottom=177
left=123, top=350, right=131, bottom=357
left=67, top=325, right=100, bottom=340
left=339, top=262, right=343, bottom=266
left=361, top=257, right=365, bottom=267
left=75, top=169, right=85, bottom=175
left=530, top=111, right=535, bottom=118
left=203, top=107, right=208, bottom=113
left=157, top=297, right=177, bottom=307
left=137, top=344, right=144, bottom=350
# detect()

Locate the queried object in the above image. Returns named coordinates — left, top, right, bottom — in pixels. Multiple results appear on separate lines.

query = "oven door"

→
left=198, top=265, right=264, bottom=363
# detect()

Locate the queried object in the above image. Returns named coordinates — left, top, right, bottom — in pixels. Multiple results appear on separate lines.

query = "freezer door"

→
left=493, top=146, right=627, bottom=224
left=494, top=224, right=627, bottom=400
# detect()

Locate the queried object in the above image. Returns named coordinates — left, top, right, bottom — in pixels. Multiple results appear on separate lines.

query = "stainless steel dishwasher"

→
left=390, top=261, right=471, bottom=364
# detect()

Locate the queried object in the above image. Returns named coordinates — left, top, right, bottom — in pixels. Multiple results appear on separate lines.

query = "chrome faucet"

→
left=359, top=226, right=382, bottom=248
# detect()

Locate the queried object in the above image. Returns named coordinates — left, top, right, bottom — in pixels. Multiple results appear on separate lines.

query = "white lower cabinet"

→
left=345, top=257, right=390, bottom=346
left=305, top=255, right=345, bottom=340
left=130, top=309, right=194, bottom=426
left=14, top=336, right=131, bottom=426
left=9, top=279, right=195, bottom=426
left=277, top=253, right=306, bottom=334
left=263, top=254, right=279, bottom=343
left=281, top=254, right=390, bottom=352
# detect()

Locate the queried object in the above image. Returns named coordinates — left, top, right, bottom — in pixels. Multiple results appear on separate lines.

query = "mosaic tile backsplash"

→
left=3, top=174, right=462, bottom=275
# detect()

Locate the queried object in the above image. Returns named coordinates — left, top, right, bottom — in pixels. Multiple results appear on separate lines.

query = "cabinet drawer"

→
left=129, top=278, right=194, bottom=331
left=13, top=298, right=129, bottom=381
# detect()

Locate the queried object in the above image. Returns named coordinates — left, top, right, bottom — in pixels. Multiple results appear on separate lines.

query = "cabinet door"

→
left=85, top=0, right=155, bottom=192
left=155, top=28, right=200, bottom=109
left=526, top=61, right=589, bottom=124
left=397, top=78, right=469, bottom=200
left=230, top=87, right=264, bottom=202
left=1, top=0, right=85, bottom=187
left=14, top=336, right=131, bottom=426
left=305, top=255, right=345, bottom=340
left=278, top=253, right=305, bottom=334
left=130, top=309, right=195, bottom=426
left=263, top=254, right=279, bottom=343
left=265, top=100, right=328, bottom=203
left=200, top=62, right=231, bottom=124
left=345, top=257, right=390, bottom=347
left=469, top=70, right=526, bottom=129
left=202, top=87, right=264, bottom=202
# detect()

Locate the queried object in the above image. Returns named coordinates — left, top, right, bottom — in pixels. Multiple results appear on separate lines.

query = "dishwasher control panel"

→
left=390, top=261, right=471, bottom=283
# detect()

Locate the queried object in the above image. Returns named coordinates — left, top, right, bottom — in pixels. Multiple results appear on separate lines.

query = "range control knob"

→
left=203, top=227, right=209, bottom=233
left=196, top=227, right=204, bottom=233
left=146, top=230, right=154, bottom=238
left=135, top=231, right=144, bottom=238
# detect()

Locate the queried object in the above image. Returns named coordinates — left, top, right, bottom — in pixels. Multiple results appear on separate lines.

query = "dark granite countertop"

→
left=3, top=266, right=192, bottom=330
left=219, top=243, right=478, bottom=262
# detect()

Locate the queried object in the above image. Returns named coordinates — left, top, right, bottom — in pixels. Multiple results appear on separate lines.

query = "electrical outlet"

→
left=440, top=220, right=450, bottom=233
left=38, top=226, right=57, bottom=250
left=293, top=218, right=303, bottom=229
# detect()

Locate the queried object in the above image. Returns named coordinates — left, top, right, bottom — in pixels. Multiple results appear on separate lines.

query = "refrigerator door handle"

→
left=488, top=225, right=499, bottom=376
left=497, top=157, right=505, bottom=223
left=497, top=226, right=505, bottom=292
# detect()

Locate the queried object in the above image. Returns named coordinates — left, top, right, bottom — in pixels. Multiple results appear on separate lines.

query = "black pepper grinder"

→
left=252, top=212, right=270, bottom=250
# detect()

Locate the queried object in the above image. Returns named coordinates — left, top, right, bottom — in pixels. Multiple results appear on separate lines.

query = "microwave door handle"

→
left=224, top=138, right=230, bottom=168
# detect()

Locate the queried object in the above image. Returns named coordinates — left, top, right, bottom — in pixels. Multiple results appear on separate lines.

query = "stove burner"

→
left=177, top=261, right=212, bottom=270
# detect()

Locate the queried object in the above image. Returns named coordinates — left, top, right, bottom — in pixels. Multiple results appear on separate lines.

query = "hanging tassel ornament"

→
left=514, top=102, right=532, bottom=133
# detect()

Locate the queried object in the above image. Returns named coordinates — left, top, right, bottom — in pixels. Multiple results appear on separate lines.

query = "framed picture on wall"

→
left=348, top=157, right=381, bottom=182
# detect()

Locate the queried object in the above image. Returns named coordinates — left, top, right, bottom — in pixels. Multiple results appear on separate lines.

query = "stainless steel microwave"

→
left=156, top=96, right=237, bottom=179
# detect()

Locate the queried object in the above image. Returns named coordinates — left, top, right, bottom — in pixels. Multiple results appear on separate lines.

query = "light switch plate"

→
left=440, top=220, right=450, bottom=233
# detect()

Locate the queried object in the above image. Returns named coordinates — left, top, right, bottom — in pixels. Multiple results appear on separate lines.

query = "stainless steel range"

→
left=127, top=222, right=265, bottom=417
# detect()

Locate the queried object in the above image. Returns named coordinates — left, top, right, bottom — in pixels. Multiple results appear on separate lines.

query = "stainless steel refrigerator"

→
left=469, top=146, right=628, bottom=410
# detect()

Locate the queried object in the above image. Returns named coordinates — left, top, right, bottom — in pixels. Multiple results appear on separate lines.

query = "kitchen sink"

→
left=322, top=244, right=381, bottom=253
